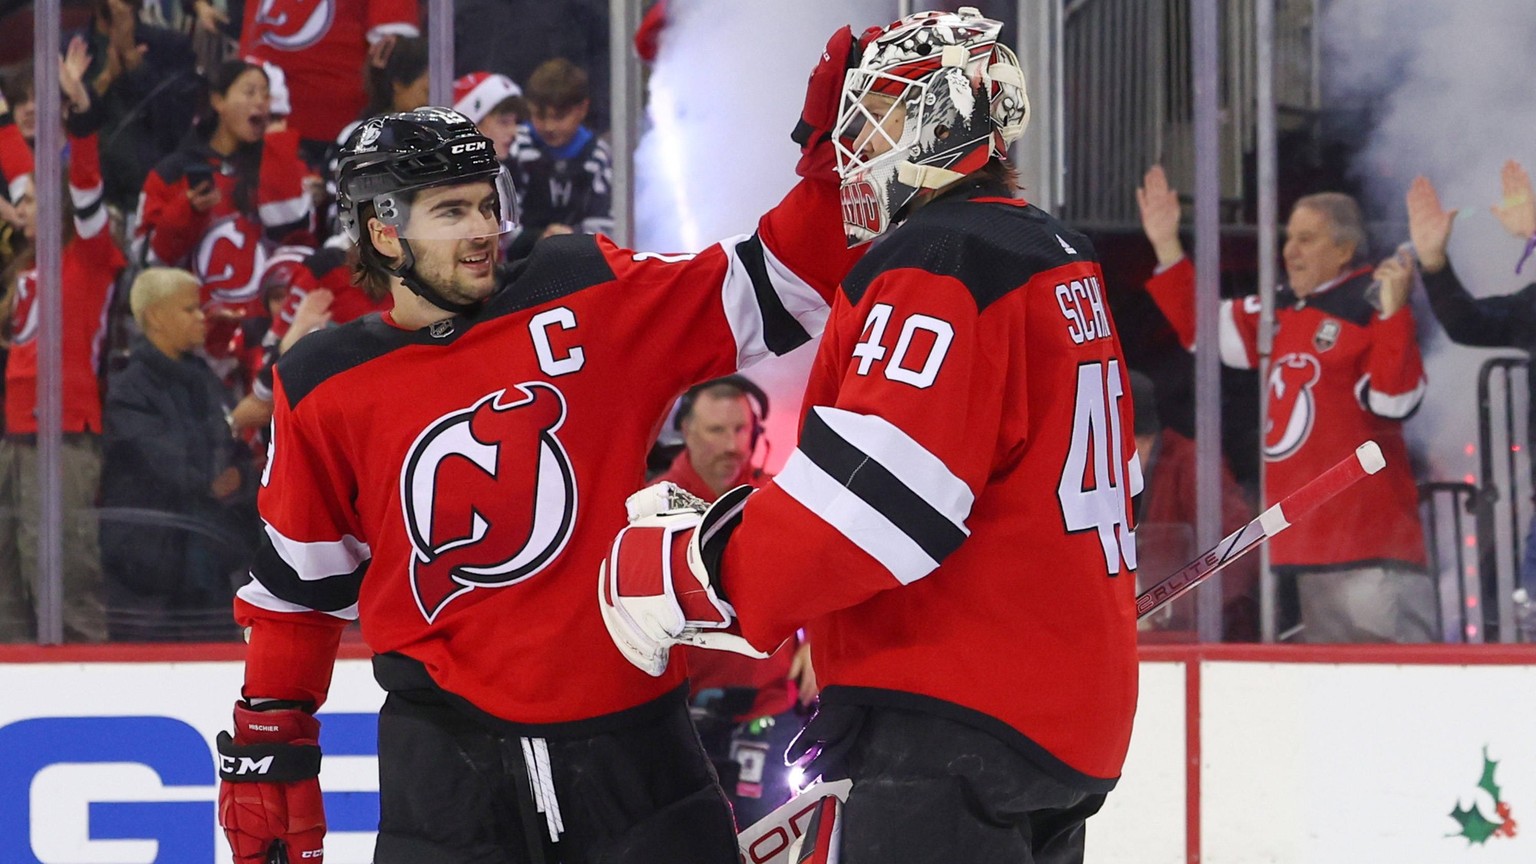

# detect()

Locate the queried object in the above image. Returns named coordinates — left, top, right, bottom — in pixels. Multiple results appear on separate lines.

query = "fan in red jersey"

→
left=216, top=35, right=865, bottom=858
left=239, top=0, right=419, bottom=153
left=599, top=8, right=1139, bottom=863
left=1135, top=165, right=1432, bottom=643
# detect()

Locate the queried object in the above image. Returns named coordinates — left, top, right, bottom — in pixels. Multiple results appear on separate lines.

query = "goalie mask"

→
left=833, top=7, right=1029, bottom=246
left=337, top=107, right=518, bottom=313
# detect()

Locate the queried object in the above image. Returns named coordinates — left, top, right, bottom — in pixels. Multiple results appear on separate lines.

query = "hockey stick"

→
left=1136, top=440, right=1385, bottom=619
left=738, top=779, right=852, bottom=864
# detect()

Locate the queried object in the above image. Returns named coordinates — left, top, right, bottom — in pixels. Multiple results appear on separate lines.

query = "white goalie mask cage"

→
left=833, top=7, right=1029, bottom=246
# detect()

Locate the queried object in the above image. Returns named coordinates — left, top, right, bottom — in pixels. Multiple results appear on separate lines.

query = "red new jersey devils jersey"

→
left=722, top=191, right=1141, bottom=790
left=1145, top=258, right=1427, bottom=571
left=235, top=180, right=860, bottom=722
left=7, top=131, right=121, bottom=435
left=241, top=0, right=419, bottom=143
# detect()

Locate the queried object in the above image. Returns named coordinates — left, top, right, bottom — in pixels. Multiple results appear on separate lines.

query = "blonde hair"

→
left=130, top=267, right=200, bottom=327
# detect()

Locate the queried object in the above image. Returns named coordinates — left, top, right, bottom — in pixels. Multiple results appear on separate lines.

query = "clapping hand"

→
left=1373, top=246, right=1415, bottom=319
left=1405, top=175, right=1454, bottom=273
left=59, top=36, right=92, bottom=114
left=1136, top=165, right=1185, bottom=267
left=1492, top=160, right=1535, bottom=240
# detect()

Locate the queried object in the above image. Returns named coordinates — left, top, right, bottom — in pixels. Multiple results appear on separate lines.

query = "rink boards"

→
left=0, top=643, right=1533, bottom=863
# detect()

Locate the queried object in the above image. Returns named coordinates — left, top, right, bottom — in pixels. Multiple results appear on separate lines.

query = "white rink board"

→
left=1201, top=662, right=1536, bottom=864
left=0, top=659, right=384, bottom=864
left=5, top=655, right=1535, bottom=862
left=1088, top=661, right=1186, bottom=864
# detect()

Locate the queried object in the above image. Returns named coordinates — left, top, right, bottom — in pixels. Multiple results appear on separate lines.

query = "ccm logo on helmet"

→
left=219, top=754, right=275, bottom=775
left=451, top=141, right=488, bottom=154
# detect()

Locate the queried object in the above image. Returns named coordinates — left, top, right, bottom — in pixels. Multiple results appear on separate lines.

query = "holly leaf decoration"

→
left=1478, top=747, right=1502, bottom=803
left=1449, top=801, right=1502, bottom=845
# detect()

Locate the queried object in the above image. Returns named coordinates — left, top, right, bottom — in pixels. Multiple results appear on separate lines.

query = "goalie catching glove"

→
left=599, top=481, right=772, bottom=676
left=217, top=700, right=325, bottom=863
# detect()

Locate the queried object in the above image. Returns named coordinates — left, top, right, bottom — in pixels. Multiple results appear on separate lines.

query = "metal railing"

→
left=1419, top=481, right=1479, bottom=644
left=1475, top=357, right=1529, bottom=642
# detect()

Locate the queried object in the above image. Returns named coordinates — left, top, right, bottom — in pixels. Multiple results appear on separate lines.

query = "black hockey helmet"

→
left=336, top=107, right=518, bottom=315
left=336, top=106, right=517, bottom=244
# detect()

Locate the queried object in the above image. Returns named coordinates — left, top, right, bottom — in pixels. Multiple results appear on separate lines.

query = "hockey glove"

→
left=217, top=701, right=325, bottom=864
left=793, top=25, right=871, bottom=182
left=599, top=482, right=770, bottom=676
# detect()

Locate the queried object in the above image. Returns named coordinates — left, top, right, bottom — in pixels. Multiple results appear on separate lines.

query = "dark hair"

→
left=675, top=375, right=768, bottom=430
left=362, top=36, right=430, bottom=118
left=1, top=67, right=34, bottom=110
left=490, top=94, right=528, bottom=120
left=526, top=58, right=589, bottom=110
left=0, top=176, right=79, bottom=344
left=977, top=158, right=1020, bottom=193
left=198, top=60, right=268, bottom=217
left=350, top=199, right=404, bottom=301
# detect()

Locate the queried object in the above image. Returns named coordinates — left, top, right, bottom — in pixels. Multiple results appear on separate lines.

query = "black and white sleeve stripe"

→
left=719, top=234, right=830, bottom=368
left=774, top=407, right=973, bottom=585
left=69, top=171, right=106, bottom=240
left=235, top=523, right=368, bottom=619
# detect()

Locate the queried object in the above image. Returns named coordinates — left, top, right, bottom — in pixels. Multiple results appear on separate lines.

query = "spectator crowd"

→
left=0, top=0, right=613, bottom=642
left=1, top=0, right=1534, bottom=654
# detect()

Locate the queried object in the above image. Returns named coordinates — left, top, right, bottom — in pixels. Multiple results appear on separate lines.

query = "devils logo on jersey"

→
left=1264, top=352, right=1321, bottom=460
left=401, top=383, right=578, bottom=622
left=195, top=215, right=268, bottom=311
left=251, top=0, right=335, bottom=50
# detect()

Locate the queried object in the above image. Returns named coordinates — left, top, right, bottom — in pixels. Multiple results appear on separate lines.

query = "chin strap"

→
left=896, top=161, right=969, bottom=191
left=389, top=238, right=485, bottom=318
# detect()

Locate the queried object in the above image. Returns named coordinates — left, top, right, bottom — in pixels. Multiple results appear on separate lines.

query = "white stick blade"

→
left=1355, top=440, right=1385, bottom=475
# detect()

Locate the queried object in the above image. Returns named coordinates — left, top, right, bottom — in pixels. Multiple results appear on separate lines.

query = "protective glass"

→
left=369, top=166, right=519, bottom=241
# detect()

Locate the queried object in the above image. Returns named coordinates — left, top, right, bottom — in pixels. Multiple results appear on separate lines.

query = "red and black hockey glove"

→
left=217, top=701, right=325, bottom=864
left=792, top=25, right=873, bottom=182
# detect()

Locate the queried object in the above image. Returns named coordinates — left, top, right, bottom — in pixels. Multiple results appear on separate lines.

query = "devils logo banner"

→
left=400, top=383, right=578, bottom=622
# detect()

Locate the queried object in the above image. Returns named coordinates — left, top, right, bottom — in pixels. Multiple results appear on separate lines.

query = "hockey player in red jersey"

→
left=1135, top=165, right=1433, bottom=642
left=215, top=38, right=864, bottom=860
left=599, top=9, right=1139, bottom=862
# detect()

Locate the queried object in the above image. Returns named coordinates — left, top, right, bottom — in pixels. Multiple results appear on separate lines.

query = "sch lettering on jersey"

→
left=401, top=383, right=579, bottom=622
left=1054, top=276, right=1112, bottom=345
left=1265, top=352, right=1322, bottom=459
left=251, top=0, right=336, bottom=50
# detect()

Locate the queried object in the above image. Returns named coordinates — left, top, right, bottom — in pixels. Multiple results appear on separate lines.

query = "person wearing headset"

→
left=649, top=375, right=817, bottom=829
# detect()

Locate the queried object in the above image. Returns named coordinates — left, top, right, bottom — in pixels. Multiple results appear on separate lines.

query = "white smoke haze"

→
left=1322, top=0, right=1536, bottom=489
left=635, top=0, right=897, bottom=468
left=1321, top=0, right=1536, bottom=628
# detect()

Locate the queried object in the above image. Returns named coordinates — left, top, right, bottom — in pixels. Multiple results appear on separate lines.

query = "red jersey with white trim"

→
left=1144, top=258, right=1426, bottom=571
left=240, top=0, right=420, bottom=143
left=133, top=129, right=314, bottom=314
left=7, top=130, right=122, bottom=435
left=237, top=179, right=861, bottom=719
left=721, top=187, right=1141, bottom=790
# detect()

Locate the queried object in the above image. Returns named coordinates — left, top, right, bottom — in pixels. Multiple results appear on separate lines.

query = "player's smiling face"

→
left=402, top=181, right=503, bottom=304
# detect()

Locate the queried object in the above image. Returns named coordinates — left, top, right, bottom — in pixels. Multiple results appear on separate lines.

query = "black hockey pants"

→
left=794, top=704, right=1110, bottom=864
left=370, top=654, right=738, bottom=864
